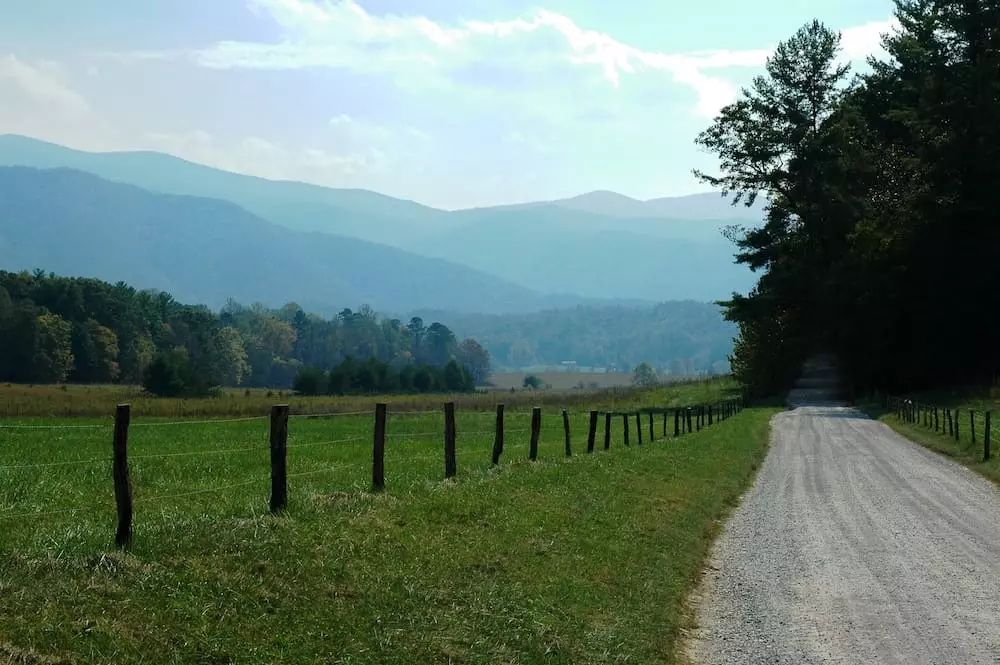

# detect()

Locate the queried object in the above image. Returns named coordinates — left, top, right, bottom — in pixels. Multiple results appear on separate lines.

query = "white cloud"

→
left=0, top=54, right=90, bottom=119
left=839, top=18, right=899, bottom=61
left=189, top=0, right=783, bottom=119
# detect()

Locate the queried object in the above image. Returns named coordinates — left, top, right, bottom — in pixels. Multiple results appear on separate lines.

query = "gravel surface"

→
left=687, top=358, right=1000, bottom=664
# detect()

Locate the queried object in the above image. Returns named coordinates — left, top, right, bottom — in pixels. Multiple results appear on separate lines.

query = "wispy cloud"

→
left=185, top=0, right=789, bottom=119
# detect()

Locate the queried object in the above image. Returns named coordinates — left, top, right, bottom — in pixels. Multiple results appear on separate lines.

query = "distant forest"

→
left=0, top=270, right=485, bottom=390
left=699, top=4, right=1000, bottom=394
left=0, top=270, right=731, bottom=391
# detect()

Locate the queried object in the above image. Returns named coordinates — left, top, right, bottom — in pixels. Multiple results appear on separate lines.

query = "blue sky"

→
left=0, top=0, right=895, bottom=209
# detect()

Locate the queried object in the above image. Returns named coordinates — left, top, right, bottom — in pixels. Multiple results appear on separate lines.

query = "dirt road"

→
left=688, top=358, right=1000, bottom=664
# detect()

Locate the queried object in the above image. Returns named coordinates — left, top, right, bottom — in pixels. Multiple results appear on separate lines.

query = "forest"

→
left=0, top=270, right=489, bottom=392
left=699, top=0, right=1000, bottom=395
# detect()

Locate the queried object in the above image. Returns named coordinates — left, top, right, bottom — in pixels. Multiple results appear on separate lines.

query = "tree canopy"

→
left=698, top=2, right=1000, bottom=395
left=0, top=270, right=487, bottom=391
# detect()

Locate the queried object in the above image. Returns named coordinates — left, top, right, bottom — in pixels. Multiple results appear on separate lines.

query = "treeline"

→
left=294, top=356, right=475, bottom=396
left=697, top=1, right=1000, bottom=395
left=0, top=270, right=490, bottom=392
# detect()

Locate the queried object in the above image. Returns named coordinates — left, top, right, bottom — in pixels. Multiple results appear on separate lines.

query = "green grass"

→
left=862, top=391, right=1000, bottom=485
left=0, top=377, right=739, bottom=418
left=0, top=389, right=773, bottom=665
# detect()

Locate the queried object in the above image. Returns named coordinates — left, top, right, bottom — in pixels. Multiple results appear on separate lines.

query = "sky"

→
left=0, top=0, right=896, bottom=209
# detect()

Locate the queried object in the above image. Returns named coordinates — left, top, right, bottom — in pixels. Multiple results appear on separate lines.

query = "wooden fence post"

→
left=985, top=411, right=992, bottom=462
left=635, top=413, right=643, bottom=446
left=529, top=407, right=541, bottom=461
left=708, top=405, right=714, bottom=426
left=587, top=410, right=598, bottom=454
left=113, top=403, right=132, bottom=550
left=491, top=404, right=504, bottom=466
left=686, top=408, right=693, bottom=433
left=662, top=411, right=668, bottom=437
left=696, top=406, right=702, bottom=432
left=955, top=409, right=960, bottom=441
left=604, top=412, right=612, bottom=450
left=563, top=409, right=572, bottom=457
left=935, top=407, right=939, bottom=432
left=648, top=412, right=655, bottom=441
left=970, top=410, right=976, bottom=444
left=444, top=402, right=457, bottom=478
left=269, top=404, right=289, bottom=514
left=623, top=413, right=630, bottom=447
left=947, top=408, right=954, bottom=436
left=372, top=403, right=386, bottom=492
left=674, top=409, right=680, bottom=437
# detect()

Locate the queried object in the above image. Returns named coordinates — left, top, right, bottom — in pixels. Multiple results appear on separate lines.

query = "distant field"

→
left=0, top=377, right=737, bottom=418
left=488, top=371, right=635, bottom=390
left=0, top=380, right=770, bottom=665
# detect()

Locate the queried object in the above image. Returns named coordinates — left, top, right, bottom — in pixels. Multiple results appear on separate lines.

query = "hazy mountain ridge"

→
left=0, top=166, right=640, bottom=315
left=0, top=134, right=759, bottom=303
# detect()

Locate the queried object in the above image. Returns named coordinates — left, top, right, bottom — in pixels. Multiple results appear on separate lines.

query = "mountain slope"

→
left=0, top=167, right=595, bottom=315
left=415, top=206, right=756, bottom=302
left=552, top=190, right=765, bottom=220
left=0, top=134, right=459, bottom=245
left=0, top=135, right=758, bottom=302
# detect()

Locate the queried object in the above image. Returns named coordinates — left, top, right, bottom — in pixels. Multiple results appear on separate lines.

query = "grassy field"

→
left=487, top=372, right=635, bottom=391
left=0, top=381, right=772, bottom=665
left=0, top=377, right=738, bottom=419
left=864, top=386, right=1000, bottom=485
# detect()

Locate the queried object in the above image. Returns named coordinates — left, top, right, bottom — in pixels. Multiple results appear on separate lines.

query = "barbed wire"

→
left=288, top=411, right=371, bottom=419
left=0, top=457, right=109, bottom=470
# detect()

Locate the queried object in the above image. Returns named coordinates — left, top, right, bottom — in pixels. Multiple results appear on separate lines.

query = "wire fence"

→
left=882, top=394, right=993, bottom=462
left=0, top=395, right=747, bottom=550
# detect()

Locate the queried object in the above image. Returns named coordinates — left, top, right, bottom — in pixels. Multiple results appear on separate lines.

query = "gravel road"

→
left=687, top=358, right=1000, bottom=664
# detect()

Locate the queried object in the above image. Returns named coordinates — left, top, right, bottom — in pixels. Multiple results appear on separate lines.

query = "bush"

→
left=523, top=374, right=543, bottom=390
left=142, top=349, right=215, bottom=397
left=293, top=366, right=327, bottom=396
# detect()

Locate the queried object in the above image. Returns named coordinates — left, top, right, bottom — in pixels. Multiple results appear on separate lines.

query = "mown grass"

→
left=862, top=388, right=1000, bottom=485
left=0, top=377, right=738, bottom=418
left=0, top=386, right=773, bottom=665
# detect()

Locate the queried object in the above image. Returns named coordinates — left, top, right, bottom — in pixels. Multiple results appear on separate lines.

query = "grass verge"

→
left=0, top=406, right=775, bottom=664
left=861, top=399, right=1000, bottom=485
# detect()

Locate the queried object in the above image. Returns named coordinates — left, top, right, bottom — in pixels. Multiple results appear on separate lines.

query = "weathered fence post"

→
left=709, top=405, right=714, bottom=426
left=955, top=409, right=960, bottom=441
left=970, top=410, right=976, bottom=444
left=604, top=412, right=612, bottom=450
left=649, top=411, right=655, bottom=441
left=587, top=410, right=598, bottom=454
left=269, top=404, right=289, bottom=514
left=674, top=409, right=680, bottom=437
left=662, top=411, right=668, bottom=437
left=444, top=402, right=457, bottom=478
left=491, top=404, right=504, bottom=466
left=635, top=413, right=643, bottom=445
left=947, top=408, right=954, bottom=436
left=696, top=406, right=702, bottom=432
left=985, top=411, right=992, bottom=462
left=529, top=407, right=541, bottom=461
left=113, top=403, right=133, bottom=550
left=372, top=403, right=386, bottom=492
left=623, top=413, right=630, bottom=447
left=686, top=408, right=693, bottom=433
left=935, top=407, right=939, bottom=432
left=563, top=409, right=572, bottom=457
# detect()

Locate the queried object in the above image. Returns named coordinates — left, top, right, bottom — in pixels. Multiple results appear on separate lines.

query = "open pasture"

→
left=0, top=380, right=770, bottom=665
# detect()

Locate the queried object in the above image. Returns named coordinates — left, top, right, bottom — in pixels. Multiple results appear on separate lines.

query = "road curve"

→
left=687, top=361, right=1000, bottom=664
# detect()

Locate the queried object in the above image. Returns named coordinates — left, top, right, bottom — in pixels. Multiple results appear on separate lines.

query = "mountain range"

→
left=0, top=134, right=763, bottom=312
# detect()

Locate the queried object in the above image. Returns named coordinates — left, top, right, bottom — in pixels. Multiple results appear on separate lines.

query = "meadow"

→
left=0, top=378, right=774, bottom=664
left=0, top=376, right=736, bottom=418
